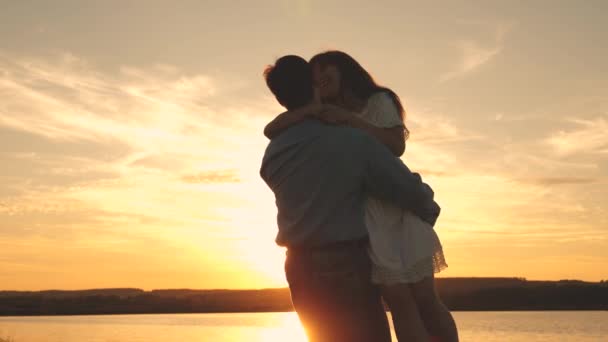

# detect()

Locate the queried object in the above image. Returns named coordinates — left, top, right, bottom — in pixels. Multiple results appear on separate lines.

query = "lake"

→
left=1, top=311, right=606, bottom=341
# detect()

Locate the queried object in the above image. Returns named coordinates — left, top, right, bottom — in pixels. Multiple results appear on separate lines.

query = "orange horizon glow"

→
left=0, top=1, right=607, bottom=291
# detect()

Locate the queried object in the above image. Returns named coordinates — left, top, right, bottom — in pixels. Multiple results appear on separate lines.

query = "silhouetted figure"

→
left=265, top=51, right=460, bottom=341
left=260, top=55, right=440, bottom=341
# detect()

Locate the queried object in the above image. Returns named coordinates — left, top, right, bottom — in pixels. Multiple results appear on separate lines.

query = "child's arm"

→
left=318, top=105, right=405, bottom=156
left=264, top=103, right=321, bottom=139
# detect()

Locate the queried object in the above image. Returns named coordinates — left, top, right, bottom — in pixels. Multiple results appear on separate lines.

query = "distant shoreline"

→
left=1, top=308, right=607, bottom=318
left=1, top=278, right=607, bottom=316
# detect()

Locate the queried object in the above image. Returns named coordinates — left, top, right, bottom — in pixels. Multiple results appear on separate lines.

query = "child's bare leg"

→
left=381, top=283, right=429, bottom=342
left=410, top=275, right=459, bottom=342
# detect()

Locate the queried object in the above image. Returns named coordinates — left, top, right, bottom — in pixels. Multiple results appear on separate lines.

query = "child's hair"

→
left=264, top=55, right=314, bottom=110
left=310, top=50, right=409, bottom=139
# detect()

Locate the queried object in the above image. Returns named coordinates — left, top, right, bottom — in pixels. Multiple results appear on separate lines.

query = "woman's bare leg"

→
left=410, top=275, right=459, bottom=342
left=381, top=283, right=429, bottom=341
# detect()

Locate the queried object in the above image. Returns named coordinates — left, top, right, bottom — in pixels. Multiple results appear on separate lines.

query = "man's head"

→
left=264, top=55, right=314, bottom=110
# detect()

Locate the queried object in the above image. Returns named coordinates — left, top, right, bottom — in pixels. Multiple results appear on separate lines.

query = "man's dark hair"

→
left=263, top=55, right=314, bottom=110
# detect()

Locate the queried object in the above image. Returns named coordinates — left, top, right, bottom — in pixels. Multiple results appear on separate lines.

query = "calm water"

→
left=0, top=311, right=606, bottom=341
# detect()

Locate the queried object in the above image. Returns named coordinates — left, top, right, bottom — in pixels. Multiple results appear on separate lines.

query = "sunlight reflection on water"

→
left=0, top=312, right=309, bottom=342
left=1, top=311, right=607, bottom=342
left=258, top=313, right=308, bottom=342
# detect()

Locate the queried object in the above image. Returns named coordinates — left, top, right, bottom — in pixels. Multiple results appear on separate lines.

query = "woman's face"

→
left=312, top=63, right=341, bottom=101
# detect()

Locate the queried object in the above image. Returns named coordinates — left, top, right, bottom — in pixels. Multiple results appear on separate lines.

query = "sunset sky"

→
left=1, top=1, right=606, bottom=290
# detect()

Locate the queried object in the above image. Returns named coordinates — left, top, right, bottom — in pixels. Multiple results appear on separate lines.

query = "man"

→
left=260, top=55, right=440, bottom=341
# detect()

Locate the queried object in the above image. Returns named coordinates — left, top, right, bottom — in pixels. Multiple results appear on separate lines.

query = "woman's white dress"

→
left=359, top=92, right=447, bottom=284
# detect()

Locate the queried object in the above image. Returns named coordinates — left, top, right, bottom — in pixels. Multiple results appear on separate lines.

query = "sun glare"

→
left=259, top=312, right=308, bottom=342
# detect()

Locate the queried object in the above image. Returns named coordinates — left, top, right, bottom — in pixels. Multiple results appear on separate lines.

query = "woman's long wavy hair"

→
left=310, top=50, right=409, bottom=139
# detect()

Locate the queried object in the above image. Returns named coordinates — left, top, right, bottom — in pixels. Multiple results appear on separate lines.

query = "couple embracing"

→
left=260, top=51, right=459, bottom=342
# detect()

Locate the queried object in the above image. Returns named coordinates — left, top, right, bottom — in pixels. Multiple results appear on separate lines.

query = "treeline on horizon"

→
left=1, top=278, right=607, bottom=316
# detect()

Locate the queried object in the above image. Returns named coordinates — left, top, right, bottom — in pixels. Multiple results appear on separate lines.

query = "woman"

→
left=265, top=51, right=459, bottom=342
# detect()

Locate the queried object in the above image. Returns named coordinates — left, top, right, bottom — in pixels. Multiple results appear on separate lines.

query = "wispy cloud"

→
left=0, top=52, right=277, bottom=289
left=515, top=176, right=597, bottom=186
left=0, top=54, right=219, bottom=144
left=439, top=23, right=512, bottom=82
left=181, top=170, right=241, bottom=184
left=409, top=113, right=484, bottom=144
left=545, top=116, right=608, bottom=156
left=0, top=52, right=268, bottom=174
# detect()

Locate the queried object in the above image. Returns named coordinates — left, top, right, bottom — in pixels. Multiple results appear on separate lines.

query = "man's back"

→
left=260, top=118, right=439, bottom=248
left=260, top=119, right=370, bottom=248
